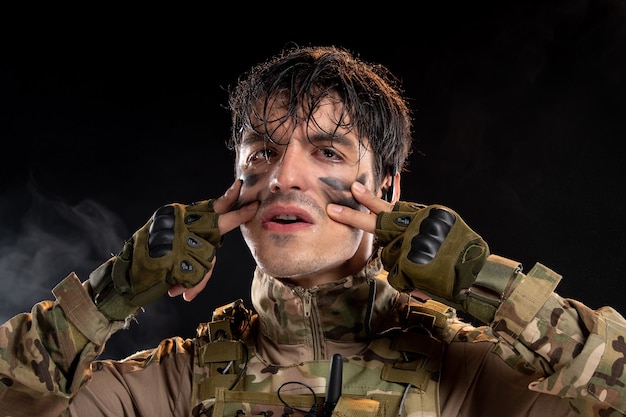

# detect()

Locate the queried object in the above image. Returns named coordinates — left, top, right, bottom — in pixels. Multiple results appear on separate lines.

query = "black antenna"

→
left=323, top=354, right=343, bottom=417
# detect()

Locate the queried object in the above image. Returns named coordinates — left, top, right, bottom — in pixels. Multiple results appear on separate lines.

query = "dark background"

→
left=1, top=1, right=626, bottom=359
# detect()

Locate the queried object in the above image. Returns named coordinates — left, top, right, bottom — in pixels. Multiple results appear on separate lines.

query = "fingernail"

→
left=352, top=182, right=366, bottom=193
left=328, top=204, right=343, bottom=213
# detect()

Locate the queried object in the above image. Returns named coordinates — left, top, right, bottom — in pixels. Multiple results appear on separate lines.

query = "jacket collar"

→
left=250, top=260, right=402, bottom=347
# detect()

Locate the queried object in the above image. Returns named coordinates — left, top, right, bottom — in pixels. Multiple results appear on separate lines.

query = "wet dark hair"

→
left=226, top=45, right=413, bottom=185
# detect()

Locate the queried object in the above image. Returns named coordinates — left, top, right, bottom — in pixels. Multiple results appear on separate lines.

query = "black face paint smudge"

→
left=242, top=173, right=262, bottom=187
left=319, top=174, right=369, bottom=211
left=319, top=177, right=349, bottom=192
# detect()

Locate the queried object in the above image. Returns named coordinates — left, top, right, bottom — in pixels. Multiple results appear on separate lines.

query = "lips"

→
left=261, top=205, right=315, bottom=229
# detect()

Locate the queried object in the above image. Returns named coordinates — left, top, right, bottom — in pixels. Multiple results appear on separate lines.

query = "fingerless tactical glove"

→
left=88, top=200, right=222, bottom=320
left=376, top=202, right=521, bottom=323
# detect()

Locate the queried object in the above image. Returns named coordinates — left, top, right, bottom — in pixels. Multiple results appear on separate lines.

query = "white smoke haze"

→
left=0, top=182, right=184, bottom=358
left=0, top=182, right=124, bottom=318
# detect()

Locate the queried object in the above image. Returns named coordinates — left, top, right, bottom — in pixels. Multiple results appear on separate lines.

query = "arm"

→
left=492, top=264, right=626, bottom=416
left=0, top=180, right=257, bottom=416
left=326, top=181, right=626, bottom=416
left=0, top=273, right=128, bottom=416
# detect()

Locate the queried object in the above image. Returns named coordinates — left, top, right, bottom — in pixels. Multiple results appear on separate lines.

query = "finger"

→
left=327, top=203, right=378, bottom=234
left=218, top=200, right=259, bottom=235
left=326, top=181, right=394, bottom=233
left=167, top=269, right=211, bottom=301
left=167, top=284, right=186, bottom=298
left=350, top=181, right=394, bottom=215
left=213, top=179, right=243, bottom=214
left=168, top=258, right=216, bottom=300
left=181, top=273, right=209, bottom=301
left=167, top=278, right=207, bottom=301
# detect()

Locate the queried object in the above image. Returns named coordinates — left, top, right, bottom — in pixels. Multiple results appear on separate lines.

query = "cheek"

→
left=319, top=173, right=369, bottom=211
left=235, top=172, right=268, bottom=207
left=237, top=154, right=272, bottom=190
left=242, top=172, right=262, bottom=187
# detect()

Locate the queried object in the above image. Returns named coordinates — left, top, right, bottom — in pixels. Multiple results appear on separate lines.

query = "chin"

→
left=242, top=228, right=367, bottom=279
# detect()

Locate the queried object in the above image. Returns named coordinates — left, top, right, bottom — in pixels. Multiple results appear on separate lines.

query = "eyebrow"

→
left=240, top=131, right=360, bottom=150
left=240, top=132, right=265, bottom=147
left=308, top=133, right=358, bottom=150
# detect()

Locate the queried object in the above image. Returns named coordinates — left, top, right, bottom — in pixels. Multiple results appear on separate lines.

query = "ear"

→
left=381, top=171, right=401, bottom=203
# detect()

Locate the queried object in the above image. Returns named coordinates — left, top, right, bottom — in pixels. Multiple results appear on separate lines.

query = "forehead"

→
left=242, top=92, right=364, bottom=147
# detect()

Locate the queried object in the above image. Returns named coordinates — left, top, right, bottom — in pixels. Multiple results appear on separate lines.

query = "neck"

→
left=274, top=234, right=377, bottom=289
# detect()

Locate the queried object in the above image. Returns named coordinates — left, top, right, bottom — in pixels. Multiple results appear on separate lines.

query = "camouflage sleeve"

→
left=492, top=262, right=626, bottom=416
left=0, top=272, right=126, bottom=416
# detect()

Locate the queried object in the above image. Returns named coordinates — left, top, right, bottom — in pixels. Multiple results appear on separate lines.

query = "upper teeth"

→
left=275, top=214, right=298, bottom=221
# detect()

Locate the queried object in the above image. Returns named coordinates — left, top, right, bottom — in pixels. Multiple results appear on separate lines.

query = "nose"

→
left=269, top=143, right=309, bottom=193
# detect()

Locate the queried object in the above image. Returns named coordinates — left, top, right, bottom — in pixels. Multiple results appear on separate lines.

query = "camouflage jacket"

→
left=1, top=260, right=625, bottom=416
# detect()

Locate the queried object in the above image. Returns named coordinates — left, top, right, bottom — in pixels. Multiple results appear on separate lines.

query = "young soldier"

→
left=1, top=45, right=625, bottom=416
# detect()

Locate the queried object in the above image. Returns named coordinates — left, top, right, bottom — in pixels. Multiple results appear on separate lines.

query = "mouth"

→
left=271, top=214, right=303, bottom=224
left=261, top=205, right=315, bottom=229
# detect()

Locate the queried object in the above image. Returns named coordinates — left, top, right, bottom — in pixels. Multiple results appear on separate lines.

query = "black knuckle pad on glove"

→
left=377, top=203, right=489, bottom=301
left=409, top=208, right=455, bottom=264
left=148, top=206, right=175, bottom=257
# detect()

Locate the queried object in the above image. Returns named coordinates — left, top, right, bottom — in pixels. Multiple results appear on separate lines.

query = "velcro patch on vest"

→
left=332, top=396, right=382, bottom=417
left=381, top=361, right=431, bottom=390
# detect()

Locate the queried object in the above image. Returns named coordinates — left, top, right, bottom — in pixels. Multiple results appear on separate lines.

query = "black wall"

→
left=2, top=1, right=625, bottom=358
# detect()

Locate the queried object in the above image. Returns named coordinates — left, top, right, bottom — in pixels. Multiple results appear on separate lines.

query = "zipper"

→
left=303, top=290, right=312, bottom=317
left=296, top=288, right=323, bottom=359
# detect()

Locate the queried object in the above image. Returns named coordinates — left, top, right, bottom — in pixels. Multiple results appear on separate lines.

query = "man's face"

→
left=235, top=95, right=382, bottom=287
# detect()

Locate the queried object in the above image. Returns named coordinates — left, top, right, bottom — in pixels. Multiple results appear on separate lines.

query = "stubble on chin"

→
left=270, top=233, right=296, bottom=246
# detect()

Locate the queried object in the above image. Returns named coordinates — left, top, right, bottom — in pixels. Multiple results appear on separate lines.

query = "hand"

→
left=327, top=181, right=489, bottom=306
left=166, top=179, right=259, bottom=301
left=95, top=180, right=258, bottom=311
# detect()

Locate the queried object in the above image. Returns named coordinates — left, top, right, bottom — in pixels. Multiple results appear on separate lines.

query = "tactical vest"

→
left=189, top=296, right=463, bottom=417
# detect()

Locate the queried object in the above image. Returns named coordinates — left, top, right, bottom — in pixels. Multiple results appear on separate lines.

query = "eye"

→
left=316, top=146, right=343, bottom=162
left=248, top=146, right=278, bottom=164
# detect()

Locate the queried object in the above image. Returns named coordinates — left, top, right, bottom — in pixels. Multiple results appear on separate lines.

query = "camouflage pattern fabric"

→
left=192, top=266, right=450, bottom=416
left=492, top=263, right=626, bottom=415
left=1, top=260, right=626, bottom=415
left=0, top=273, right=127, bottom=415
